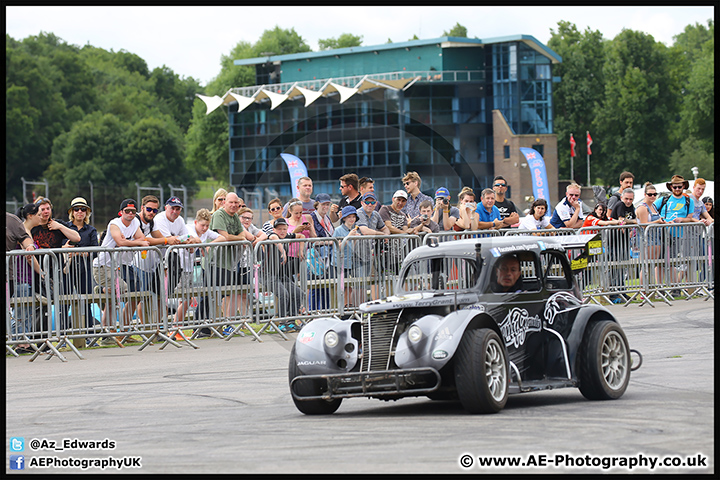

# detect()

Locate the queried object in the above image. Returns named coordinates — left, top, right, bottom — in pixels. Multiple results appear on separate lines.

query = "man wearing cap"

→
left=492, top=176, right=520, bottom=227
left=379, top=190, right=415, bottom=234
left=359, top=177, right=382, bottom=212
left=401, top=171, right=433, bottom=219
left=356, top=192, right=389, bottom=236
left=152, top=195, right=200, bottom=335
left=431, top=187, right=460, bottom=231
left=93, top=199, right=150, bottom=342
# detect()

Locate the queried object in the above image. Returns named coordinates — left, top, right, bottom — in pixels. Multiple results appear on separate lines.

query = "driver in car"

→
left=492, top=255, right=523, bottom=293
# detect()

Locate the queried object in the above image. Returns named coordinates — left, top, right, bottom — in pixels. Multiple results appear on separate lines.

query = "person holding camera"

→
left=475, top=188, right=504, bottom=230
left=453, top=187, right=480, bottom=231
left=432, top=187, right=460, bottom=231
left=409, top=200, right=440, bottom=235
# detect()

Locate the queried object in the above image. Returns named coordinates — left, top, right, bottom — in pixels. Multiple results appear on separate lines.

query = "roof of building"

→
left=234, top=35, right=561, bottom=67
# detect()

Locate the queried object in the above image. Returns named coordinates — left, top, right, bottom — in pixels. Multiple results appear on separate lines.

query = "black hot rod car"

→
left=289, top=234, right=639, bottom=414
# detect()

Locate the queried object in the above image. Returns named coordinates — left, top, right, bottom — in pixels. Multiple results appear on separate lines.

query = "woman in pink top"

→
left=284, top=199, right=315, bottom=278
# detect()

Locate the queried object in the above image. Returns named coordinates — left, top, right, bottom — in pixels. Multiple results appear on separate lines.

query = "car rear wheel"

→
left=454, top=328, right=508, bottom=413
left=288, top=344, right=342, bottom=415
left=578, top=320, right=630, bottom=400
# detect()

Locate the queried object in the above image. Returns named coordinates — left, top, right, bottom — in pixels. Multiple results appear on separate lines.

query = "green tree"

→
left=547, top=21, right=606, bottom=184
left=444, top=22, right=468, bottom=38
left=318, top=33, right=363, bottom=50
left=185, top=27, right=312, bottom=182
left=669, top=136, right=714, bottom=180
left=592, top=29, right=678, bottom=184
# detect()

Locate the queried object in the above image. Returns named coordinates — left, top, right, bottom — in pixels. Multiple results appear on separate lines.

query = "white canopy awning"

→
left=197, top=74, right=421, bottom=115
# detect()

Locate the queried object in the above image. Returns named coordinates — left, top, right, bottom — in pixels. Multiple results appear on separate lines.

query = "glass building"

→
left=207, top=36, right=561, bottom=208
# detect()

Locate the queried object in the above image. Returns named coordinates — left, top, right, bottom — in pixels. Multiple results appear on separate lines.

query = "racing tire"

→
left=454, top=328, right=508, bottom=414
left=288, top=344, right=342, bottom=415
left=578, top=320, right=630, bottom=400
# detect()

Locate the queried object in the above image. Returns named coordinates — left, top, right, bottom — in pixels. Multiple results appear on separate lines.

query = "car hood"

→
left=359, top=291, right=481, bottom=314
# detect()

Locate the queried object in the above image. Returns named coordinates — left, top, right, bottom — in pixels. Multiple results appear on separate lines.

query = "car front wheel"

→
left=578, top=320, right=630, bottom=400
left=454, top=328, right=508, bottom=413
left=288, top=344, right=342, bottom=415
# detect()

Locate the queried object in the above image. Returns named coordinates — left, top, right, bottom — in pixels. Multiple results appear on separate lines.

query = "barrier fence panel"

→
left=423, top=229, right=501, bottom=245
left=340, top=234, right=423, bottom=314
left=162, top=240, right=259, bottom=344
left=6, top=249, right=58, bottom=357
left=6, top=221, right=714, bottom=361
left=643, top=223, right=713, bottom=302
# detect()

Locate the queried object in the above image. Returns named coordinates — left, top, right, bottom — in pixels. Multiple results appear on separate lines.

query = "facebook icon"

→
left=10, top=455, right=25, bottom=470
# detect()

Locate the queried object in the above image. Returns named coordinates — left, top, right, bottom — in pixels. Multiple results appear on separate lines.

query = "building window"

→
left=504, top=145, right=510, bottom=159
left=532, top=144, right=544, bottom=157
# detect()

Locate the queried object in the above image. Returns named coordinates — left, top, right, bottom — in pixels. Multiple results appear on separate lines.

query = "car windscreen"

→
left=400, top=256, right=479, bottom=294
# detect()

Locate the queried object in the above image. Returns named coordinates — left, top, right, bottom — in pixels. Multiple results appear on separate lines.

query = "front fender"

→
left=566, top=304, right=620, bottom=376
left=293, top=317, right=360, bottom=375
left=395, top=309, right=482, bottom=370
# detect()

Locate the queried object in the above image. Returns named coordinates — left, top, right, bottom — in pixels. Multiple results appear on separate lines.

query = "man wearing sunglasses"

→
left=134, top=195, right=165, bottom=325
left=655, top=175, right=695, bottom=224
left=492, top=176, right=520, bottom=228
left=401, top=171, right=432, bottom=220
left=550, top=183, right=585, bottom=229
left=330, top=173, right=362, bottom=224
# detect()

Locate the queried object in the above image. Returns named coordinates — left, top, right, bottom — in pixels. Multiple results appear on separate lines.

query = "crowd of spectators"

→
left=6, top=170, right=714, bottom=339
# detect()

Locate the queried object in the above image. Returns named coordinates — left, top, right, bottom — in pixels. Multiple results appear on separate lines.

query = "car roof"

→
left=404, top=236, right=554, bottom=263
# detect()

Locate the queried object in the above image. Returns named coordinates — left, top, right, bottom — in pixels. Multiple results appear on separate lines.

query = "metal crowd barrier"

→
left=6, top=222, right=714, bottom=361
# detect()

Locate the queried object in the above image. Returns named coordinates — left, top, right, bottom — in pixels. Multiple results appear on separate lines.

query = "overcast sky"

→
left=6, top=6, right=715, bottom=87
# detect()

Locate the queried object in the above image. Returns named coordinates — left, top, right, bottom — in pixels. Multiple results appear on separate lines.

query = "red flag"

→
left=570, top=134, right=576, bottom=157
left=587, top=131, right=593, bottom=155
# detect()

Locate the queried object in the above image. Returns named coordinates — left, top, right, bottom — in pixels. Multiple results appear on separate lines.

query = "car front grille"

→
left=361, top=311, right=400, bottom=372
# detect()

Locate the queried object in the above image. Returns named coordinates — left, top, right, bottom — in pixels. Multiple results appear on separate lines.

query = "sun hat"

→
left=393, top=190, right=408, bottom=199
left=666, top=175, right=689, bottom=191
left=68, top=197, right=91, bottom=214
left=340, top=205, right=358, bottom=221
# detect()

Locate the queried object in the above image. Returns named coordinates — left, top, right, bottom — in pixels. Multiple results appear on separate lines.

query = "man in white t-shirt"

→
left=92, top=199, right=149, bottom=337
left=134, top=195, right=167, bottom=325
left=152, top=196, right=201, bottom=336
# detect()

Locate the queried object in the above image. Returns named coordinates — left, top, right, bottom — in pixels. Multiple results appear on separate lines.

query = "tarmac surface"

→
left=5, top=297, right=714, bottom=474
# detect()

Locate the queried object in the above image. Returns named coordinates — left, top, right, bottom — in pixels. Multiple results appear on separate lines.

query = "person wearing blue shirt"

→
left=475, top=188, right=504, bottom=230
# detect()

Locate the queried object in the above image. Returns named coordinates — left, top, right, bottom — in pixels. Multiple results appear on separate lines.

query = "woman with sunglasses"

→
left=64, top=197, right=99, bottom=328
left=262, top=198, right=286, bottom=236
left=636, top=182, right=666, bottom=286
left=211, top=188, right=228, bottom=214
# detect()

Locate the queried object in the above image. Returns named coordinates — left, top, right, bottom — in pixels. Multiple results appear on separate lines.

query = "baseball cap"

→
left=166, top=196, right=184, bottom=208
left=273, top=218, right=288, bottom=228
left=393, top=190, right=408, bottom=199
left=119, top=199, right=137, bottom=211
left=361, top=192, right=377, bottom=202
left=435, top=187, right=450, bottom=198
left=315, top=193, right=332, bottom=204
left=340, top=205, right=358, bottom=221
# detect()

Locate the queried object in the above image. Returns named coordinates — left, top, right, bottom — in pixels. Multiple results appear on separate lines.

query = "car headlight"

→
left=324, top=330, right=339, bottom=348
left=408, top=325, right=423, bottom=343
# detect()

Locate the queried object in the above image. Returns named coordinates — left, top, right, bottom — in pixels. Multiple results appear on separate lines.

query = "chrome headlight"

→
left=408, top=325, right=423, bottom=343
left=324, top=330, right=339, bottom=348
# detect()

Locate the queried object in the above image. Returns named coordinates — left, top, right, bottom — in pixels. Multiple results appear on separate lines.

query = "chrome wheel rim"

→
left=601, top=331, right=628, bottom=390
left=485, top=338, right=507, bottom=401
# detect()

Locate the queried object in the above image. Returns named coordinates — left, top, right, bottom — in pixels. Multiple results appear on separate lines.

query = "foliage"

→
left=5, top=32, right=201, bottom=201
left=444, top=23, right=468, bottom=38
left=592, top=29, right=678, bottom=184
left=547, top=22, right=605, bottom=185
left=318, top=33, right=363, bottom=50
